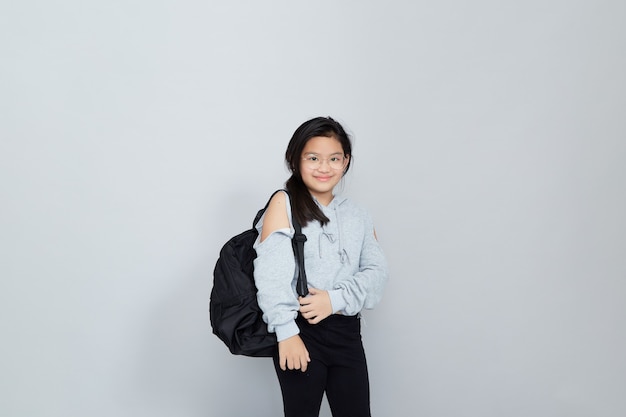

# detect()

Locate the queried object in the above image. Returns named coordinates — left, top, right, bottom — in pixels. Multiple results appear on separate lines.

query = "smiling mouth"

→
left=315, top=176, right=332, bottom=182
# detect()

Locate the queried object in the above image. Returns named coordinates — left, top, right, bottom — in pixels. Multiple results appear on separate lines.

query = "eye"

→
left=308, top=156, right=319, bottom=162
left=330, top=156, right=341, bottom=162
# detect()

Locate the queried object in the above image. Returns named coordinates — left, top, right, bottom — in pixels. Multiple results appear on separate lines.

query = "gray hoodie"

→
left=253, top=191, right=388, bottom=342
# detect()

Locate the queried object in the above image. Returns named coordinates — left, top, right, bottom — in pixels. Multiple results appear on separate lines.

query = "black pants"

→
left=273, top=314, right=371, bottom=417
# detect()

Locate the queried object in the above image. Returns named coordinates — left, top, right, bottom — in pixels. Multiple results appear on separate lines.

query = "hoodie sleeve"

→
left=253, top=198, right=300, bottom=342
left=330, top=212, right=389, bottom=316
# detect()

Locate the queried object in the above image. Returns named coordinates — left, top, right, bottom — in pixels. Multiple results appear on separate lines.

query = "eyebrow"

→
left=303, top=152, right=344, bottom=156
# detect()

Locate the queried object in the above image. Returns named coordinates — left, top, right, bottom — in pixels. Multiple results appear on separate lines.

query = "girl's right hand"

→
left=278, top=335, right=311, bottom=372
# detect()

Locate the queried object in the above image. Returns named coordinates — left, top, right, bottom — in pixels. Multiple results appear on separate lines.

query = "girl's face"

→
left=299, top=135, right=349, bottom=205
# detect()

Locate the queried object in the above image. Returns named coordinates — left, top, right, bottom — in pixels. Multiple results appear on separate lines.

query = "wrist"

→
left=275, top=320, right=300, bottom=342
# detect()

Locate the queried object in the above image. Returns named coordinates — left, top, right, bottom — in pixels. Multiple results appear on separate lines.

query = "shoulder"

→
left=260, top=190, right=291, bottom=241
left=265, top=190, right=291, bottom=220
left=336, top=197, right=377, bottom=236
left=336, top=196, right=369, bottom=218
left=267, top=189, right=288, bottom=209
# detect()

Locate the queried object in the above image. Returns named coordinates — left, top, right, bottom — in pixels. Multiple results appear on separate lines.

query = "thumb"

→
left=307, top=287, right=319, bottom=295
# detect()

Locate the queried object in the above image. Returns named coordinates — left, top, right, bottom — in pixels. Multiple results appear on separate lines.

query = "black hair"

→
left=285, top=116, right=352, bottom=226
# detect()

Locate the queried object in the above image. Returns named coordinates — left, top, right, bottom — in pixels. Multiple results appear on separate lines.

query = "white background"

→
left=1, top=1, right=625, bottom=416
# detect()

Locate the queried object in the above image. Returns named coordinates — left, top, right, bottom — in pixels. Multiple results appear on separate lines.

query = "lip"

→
left=314, top=176, right=332, bottom=182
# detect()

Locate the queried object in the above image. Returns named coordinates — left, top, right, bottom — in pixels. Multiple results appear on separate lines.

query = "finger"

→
left=300, top=306, right=314, bottom=315
left=301, top=350, right=311, bottom=372
left=280, top=356, right=287, bottom=371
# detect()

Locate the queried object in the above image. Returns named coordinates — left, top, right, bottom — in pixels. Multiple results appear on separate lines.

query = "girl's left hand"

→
left=299, top=288, right=332, bottom=324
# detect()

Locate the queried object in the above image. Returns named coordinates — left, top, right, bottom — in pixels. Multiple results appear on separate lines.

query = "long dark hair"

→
left=285, top=116, right=353, bottom=226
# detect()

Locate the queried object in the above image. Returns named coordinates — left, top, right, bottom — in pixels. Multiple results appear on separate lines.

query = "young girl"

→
left=253, top=116, right=388, bottom=417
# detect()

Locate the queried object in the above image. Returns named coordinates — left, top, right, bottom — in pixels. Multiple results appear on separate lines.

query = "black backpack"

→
left=209, top=189, right=308, bottom=357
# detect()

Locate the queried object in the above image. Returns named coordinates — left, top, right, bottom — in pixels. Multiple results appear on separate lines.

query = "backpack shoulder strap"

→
left=283, top=190, right=308, bottom=297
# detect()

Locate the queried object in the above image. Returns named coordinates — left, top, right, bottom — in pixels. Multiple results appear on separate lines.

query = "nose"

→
left=317, top=159, right=331, bottom=172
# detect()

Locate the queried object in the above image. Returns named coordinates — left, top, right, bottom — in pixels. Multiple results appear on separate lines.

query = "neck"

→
left=311, top=192, right=333, bottom=206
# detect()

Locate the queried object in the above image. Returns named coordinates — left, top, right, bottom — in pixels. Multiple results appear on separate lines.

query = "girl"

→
left=253, top=116, right=388, bottom=417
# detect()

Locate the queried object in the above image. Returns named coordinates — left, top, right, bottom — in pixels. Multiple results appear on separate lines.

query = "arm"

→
left=254, top=191, right=310, bottom=371
left=330, top=216, right=389, bottom=316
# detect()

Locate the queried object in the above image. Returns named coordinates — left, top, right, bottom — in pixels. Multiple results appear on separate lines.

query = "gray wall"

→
left=1, top=1, right=625, bottom=416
